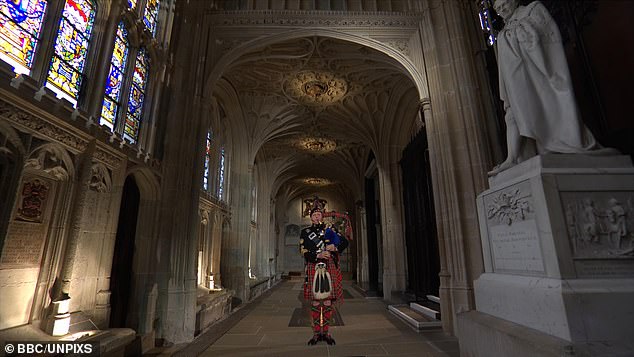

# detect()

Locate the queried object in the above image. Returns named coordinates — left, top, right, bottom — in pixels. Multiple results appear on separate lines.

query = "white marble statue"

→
left=489, top=0, right=606, bottom=176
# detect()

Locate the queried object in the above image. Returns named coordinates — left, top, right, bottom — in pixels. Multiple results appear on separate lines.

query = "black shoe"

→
left=322, top=334, right=336, bottom=345
left=307, top=334, right=320, bottom=345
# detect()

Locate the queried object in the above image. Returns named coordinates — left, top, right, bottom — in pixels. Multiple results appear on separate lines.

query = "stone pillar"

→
left=376, top=153, right=407, bottom=301
left=416, top=0, right=497, bottom=334
left=153, top=0, right=209, bottom=343
left=356, top=205, right=369, bottom=287
left=46, top=142, right=95, bottom=335
left=221, top=163, right=252, bottom=303
left=210, top=211, right=223, bottom=288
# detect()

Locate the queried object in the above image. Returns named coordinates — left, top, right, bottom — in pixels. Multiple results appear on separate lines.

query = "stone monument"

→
left=459, top=1, right=634, bottom=355
left=488, top=0, right=610, bottom=176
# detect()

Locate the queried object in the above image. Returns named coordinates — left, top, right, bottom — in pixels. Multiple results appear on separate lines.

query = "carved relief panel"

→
left=560, top=192, right=634, bottom=259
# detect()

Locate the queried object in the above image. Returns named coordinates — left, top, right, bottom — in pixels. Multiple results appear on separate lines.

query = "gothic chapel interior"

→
left=0, top=0, right=633, bottom=355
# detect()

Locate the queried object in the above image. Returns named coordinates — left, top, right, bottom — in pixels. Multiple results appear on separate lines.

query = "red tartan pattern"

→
left=303, top=258, right=344, bottom=302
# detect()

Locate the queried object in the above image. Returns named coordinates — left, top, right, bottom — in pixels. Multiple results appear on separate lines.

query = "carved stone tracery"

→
left=0, top=100, right=87, bottom=152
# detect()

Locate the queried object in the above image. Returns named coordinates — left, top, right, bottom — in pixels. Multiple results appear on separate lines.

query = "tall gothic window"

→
left=124, top=48, right=149, bottom=143
left=0, top=0, right=48, bottom=75
left=100, top=22, right=128, bottom=131
left=217, top=147, right=225, bottom=200
left=203, top=130, right=212, bottom=190
left=46, top=0, right=96, bottom=104
left=478, top=0, right=499, bottom=46
left=100, top=0, right=160, bottom=144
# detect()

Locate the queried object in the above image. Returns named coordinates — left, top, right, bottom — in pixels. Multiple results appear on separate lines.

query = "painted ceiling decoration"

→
left=283, top=70, right=348, bottom=106
left=296, top=134, right=337, bottom=153
left=303, top=177, right=333, bottom=186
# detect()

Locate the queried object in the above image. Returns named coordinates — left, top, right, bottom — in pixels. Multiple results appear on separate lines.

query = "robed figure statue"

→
left=489, top=0, right=611, bottom=176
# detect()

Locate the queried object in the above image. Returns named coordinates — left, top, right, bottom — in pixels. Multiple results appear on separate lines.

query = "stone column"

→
left=210, top=211, right=223, bottom=288
left=356, top=205, right=369, bottom=288
left=152, top=0, right=209, bottom=343
left=416, top=0, right=497, bottom=334
left=376, top=153, right=407, bottom=301
left=46, top=141, right=95, bottom=335
left=221, top=162, right=253, bottom=303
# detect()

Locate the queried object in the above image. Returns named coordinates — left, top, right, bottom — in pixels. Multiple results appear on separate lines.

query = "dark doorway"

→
left=400, top=129, right=440, bottom=299
left=109, top=175, right=140, bottom=328
left=364, top=155, right=382, bottom=296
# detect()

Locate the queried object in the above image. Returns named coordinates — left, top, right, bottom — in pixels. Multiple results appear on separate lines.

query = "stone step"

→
left=426, top=294, right=441, bottom=304
left=388, top=304, right=442, bottom=331
left=410, top=302, right=441, bottom=320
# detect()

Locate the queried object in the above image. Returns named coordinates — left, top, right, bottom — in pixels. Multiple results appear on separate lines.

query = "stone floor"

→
left=173, top=280, right=459, bottom=357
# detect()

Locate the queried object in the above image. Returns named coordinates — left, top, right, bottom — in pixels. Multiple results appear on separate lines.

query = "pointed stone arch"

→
left=126, top=166, right=160, bottom=201
left=111, top=166, right=160, bottom=333
left=25, top=143, right=75, bottom=181
left=204, top=28, right=429, bottom=103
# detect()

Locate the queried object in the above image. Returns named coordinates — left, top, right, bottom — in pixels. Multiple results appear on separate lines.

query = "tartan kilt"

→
left=303, top=258, right=343, bottom=302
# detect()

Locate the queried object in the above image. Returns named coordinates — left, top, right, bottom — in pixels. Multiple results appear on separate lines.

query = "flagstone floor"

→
left=176, top=280, right=459, bottom=357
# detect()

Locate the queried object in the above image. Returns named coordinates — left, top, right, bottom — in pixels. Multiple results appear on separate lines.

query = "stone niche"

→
left=0, top=174, right=57, bottom=330
left=472, top=154, right=634, bottom=347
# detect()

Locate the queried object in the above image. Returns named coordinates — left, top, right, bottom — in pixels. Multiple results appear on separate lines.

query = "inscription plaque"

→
left=0, top=221, right=47, bottom=267
left=489, top=219, right=544, bottom=274
left=575, top=259, right=634, bottom=278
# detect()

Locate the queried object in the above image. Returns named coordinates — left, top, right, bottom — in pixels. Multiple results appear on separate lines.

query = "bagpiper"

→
left=299, top=197, right=348, bottom=345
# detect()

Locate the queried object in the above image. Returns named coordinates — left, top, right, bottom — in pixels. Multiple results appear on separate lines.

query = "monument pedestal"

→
left=460, top=155, right=634, bottom=356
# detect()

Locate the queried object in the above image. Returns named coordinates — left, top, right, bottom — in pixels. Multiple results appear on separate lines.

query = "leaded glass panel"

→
left=123, top=48, right=149, bottom=143
left=218, top=147, right=225, bottom=200
left=143, top=0, right=159, bottom=36
left=0, top=0, right=47, bottom=74
left=203, top=130, right=212, bottom=190
left=46, top=0, right=96, bottom=102
left=100, top=22, right=128, bottom=130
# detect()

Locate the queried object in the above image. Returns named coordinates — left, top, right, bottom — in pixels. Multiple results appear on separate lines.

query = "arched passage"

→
left=109, top=175, right=141, bottom=328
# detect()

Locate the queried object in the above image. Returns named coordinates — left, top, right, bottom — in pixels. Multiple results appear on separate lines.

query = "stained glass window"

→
left=0, top=0, right=48, bottom=75
left=143, top=0, right=159, bottom=36
left=203, top=130, right=212, bottom=190
left=478, top=0, right=498, bottom=46
left=123, top=47, right=149, bottom=143
left=218, top=147, right=225, bottom=200
left=127, top=0, right=137, bottom=9
left=100, top=22, right=128, bottom=131
left=46, top=0, right=96, bottom=104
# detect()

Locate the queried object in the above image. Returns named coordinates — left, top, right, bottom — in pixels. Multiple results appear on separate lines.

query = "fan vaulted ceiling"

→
left=221, top=36, right=420, bottom=199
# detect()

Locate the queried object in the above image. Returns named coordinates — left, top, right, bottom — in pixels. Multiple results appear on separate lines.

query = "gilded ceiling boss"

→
left=299, top=197, right=349, bottom=345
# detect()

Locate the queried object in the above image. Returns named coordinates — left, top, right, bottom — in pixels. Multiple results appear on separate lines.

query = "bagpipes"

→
left=322, top=210, right=353, bottom=241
